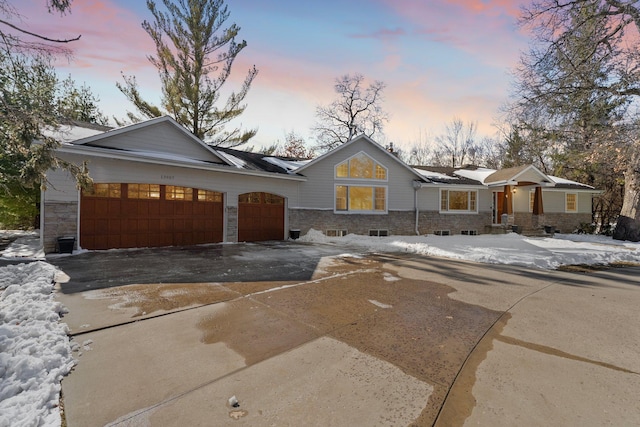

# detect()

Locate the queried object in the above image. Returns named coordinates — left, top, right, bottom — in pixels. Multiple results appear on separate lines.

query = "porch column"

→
left=532, top=186, right=545, bottom=230
left=532, top=186, right=544, bottom=215
left=502, top=185, right=513, bottom=215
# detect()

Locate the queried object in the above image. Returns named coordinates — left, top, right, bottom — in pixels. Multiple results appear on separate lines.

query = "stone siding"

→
left=418, top=211, right=493, bottom=235
left=43, top=202, right=78, bottom=253
left=226, top=206, right=238, bottom=243
left=514, top=212, right=592, bottom=233
left=289, top=209, right=493, bottom=236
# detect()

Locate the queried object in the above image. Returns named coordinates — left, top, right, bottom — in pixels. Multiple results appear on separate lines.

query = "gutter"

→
left=412, top=180, right=423, bottom=235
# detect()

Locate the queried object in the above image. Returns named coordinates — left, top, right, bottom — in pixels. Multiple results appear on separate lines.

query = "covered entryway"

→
left=80, top=183, right=223, bottom=250
left=238, top=192, right=285, bottom=242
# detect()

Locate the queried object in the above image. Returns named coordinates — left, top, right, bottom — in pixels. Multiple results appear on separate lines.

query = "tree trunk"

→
left=613, top=162, right=640, bottom=242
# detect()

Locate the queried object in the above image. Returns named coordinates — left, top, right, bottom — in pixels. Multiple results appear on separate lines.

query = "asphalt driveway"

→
left=52, top=242, right=640, bottom=426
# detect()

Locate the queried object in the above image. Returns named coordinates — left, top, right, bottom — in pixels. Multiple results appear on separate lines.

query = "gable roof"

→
left=67, top=115, right=233, bottom=166
left=484, top=164, right=553, bottom=186
left=295, top=134, right=426, bottom=181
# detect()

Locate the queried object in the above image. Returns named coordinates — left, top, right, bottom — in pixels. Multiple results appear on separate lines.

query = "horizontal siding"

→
left=298, top=140, right=418, bottom=210
left=88, top=121, right=224, bottom=163
left=44, top=168, right=79, bottom=203
left=52, top=153, right=299, bottom=207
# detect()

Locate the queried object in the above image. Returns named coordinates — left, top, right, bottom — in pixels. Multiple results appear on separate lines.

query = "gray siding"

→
left=85, top=121, right=225, bottom=163
left=49, top=152, right=300, bottom=208
left=298, top=139, right=418, bottom=210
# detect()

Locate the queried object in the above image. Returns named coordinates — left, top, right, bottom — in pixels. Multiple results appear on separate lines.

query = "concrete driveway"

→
left=50, top=242, right=640, bottom=426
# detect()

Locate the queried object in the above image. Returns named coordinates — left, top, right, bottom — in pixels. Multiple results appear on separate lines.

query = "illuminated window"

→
left=529, top=191, right=535, bottom=212
left=440, top=189, right=478, bottom=213
left=335, top=152, right=387, bottom=180
left=239, top=192, right=262, bottom=204
left=84, top=183, right=121, bottom=198
left=128, top=184, right=160, bottom=199
left=165, top=185, right=193, bottom=200
left=197, top=190, right=222, bottom=202
left=566, top=193, right=577, bottom=212
left=264, top=193, right=284, bottom=205
left=335, top=185, right=386, bottom=213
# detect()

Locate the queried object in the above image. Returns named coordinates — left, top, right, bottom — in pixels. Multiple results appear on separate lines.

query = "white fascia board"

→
left=55, top=145, right=307, bottom=182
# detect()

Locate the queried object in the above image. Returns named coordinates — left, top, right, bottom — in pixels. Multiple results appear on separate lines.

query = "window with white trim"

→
left=335, top=152, right=387, bottom=180
left=440, top=189, right=477, bottom=213
left=566, top=193, right=578, bottom=212
left=336, top=185, right=387, bottom=213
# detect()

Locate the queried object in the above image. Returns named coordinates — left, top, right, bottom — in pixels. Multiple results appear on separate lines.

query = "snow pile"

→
left=0, top=262, right=75, bottom=427
left=299, top=229, right=640, bottom=270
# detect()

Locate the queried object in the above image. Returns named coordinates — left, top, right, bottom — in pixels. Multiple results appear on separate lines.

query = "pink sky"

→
left=14, top=0, right=531, bottom=151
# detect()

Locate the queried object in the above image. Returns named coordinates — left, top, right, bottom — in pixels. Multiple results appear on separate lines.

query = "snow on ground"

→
left=0, top=228, right=638, bottom=426
left=299, top=229, right=640, bottom=270
left=0, top=262, right=74, bottom=427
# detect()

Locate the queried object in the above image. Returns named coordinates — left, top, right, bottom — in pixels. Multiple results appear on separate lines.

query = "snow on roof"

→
left=548, top=175, right=595, bottom=189
left=41, top=123, right=106, bottom=143
left=453, top=168, right=496, bottom=184
left=263, top=157, right=311, bottom=172
left=413, top=168, right=459, bottom=181
left=215, top=150, right=248, bottom=168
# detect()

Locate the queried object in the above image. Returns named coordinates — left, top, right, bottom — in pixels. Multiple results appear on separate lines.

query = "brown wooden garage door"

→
left=238, top=192, right=284, bottom=242
left=80, top=183, right=223, bottom=250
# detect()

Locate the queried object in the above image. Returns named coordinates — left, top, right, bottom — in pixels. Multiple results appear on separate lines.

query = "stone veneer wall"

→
left=514, top=212, right=592, bottom=233
left=418, top=211, right=493, bottom=235
left=43, top=202, right=78, bottom=253
left=289, top=209, right=493, bottom=236
left=226, top=206, right=238, bottom=243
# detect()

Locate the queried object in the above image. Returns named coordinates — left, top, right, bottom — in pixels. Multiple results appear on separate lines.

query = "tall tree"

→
left=1, top=0, right=88, bottom=193
left=513, top=0, right=639, bottom=239
left=313, top=73, right=389, bottom=152
left=117, top=0, right=258, bottom=147
left=433, top=118, right=481, bottom=167
left=274, top=131, right=315, bottom=159
left=56, top=75, right=109, bottom=125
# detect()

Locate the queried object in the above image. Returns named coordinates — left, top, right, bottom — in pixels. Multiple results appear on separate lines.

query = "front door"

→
left=493, top=191, right=505, bottom=224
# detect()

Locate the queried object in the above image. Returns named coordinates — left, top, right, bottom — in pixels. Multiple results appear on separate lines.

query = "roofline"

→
left=55, top=144, right=308, bottom=182
left=295, top=134, right=426, bottom=181
left=66, top=115, right=235, bottom=167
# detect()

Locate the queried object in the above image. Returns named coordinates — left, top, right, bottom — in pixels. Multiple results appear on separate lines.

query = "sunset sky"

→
left=15, top=0, right=531, bottom=150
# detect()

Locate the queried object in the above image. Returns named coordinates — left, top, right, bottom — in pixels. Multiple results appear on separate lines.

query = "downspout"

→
left=413, top=181, right=423, bottom=235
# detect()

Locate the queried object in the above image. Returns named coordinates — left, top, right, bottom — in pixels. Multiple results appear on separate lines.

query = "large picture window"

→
left=336, top=185, right=386, bottom=213
left=440, top=189, right=477, bottom=213
left=335, top=152, right=387, bottom=180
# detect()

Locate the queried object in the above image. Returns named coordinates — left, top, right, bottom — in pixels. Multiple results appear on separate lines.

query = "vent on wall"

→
left=369, top=229, right=389, bottom=237
left=434, top=230, right=450, bottom=236
left=461, top=230, right=478, bottom=236
left=326, top=229, right=348, bottom=237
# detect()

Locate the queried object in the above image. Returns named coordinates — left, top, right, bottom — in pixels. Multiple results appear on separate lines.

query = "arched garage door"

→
left=238, top=192, right=285, bottom=242
left=80, top=183, right=223, bottom=250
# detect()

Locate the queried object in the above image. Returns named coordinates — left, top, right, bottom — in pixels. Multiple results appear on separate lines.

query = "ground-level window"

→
left=440, top=189, right=477, bottom=213
left=336, top=185, right=386, bottom=213
left=566, top=193, right=578, bottom=212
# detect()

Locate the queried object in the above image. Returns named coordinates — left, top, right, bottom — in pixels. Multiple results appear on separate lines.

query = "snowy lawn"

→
left=299, top=229, right=640, bottom=270
left=0, top=229, right=639, bottom=426
left=0, top=262, right=74, bottom=427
